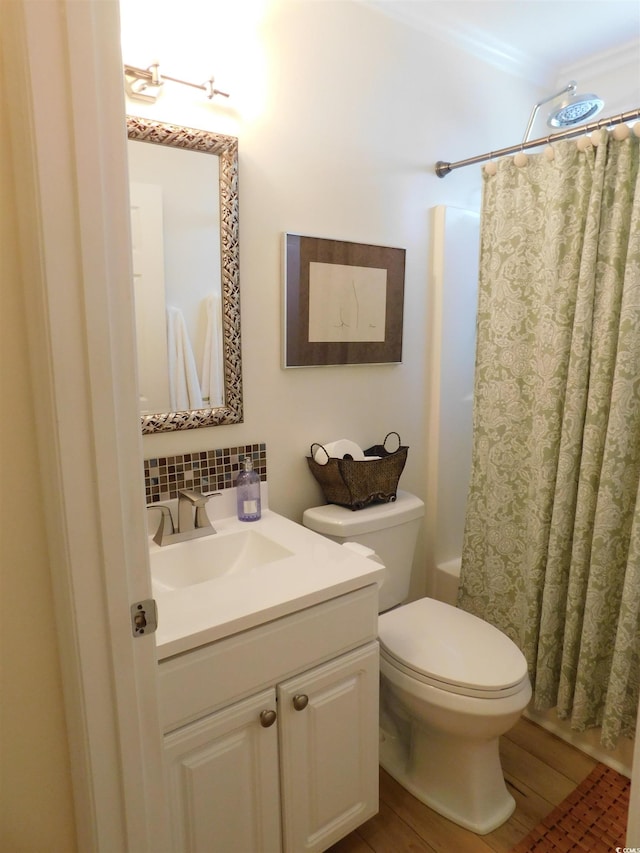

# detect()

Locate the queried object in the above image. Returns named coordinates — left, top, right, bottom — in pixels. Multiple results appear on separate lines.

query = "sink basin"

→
left=151, top=529, right=293, bottom=591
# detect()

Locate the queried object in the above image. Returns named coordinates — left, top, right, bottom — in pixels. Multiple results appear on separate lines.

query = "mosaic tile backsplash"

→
left=144, top=443, right=267, bottom=504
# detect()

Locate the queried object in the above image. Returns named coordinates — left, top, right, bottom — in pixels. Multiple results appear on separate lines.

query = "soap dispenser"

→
left=236, top=457, right=261, bottom=521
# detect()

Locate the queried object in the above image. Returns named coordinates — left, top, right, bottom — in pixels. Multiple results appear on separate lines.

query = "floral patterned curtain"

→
left=458, top=132, right=640, bottom=748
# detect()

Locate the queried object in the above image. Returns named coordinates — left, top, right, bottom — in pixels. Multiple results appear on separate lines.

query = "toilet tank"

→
left=302, top=491, right=424, bottom=612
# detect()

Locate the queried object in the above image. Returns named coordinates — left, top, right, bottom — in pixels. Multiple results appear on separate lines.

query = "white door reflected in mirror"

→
left=128, top=139, right=225, bottom=416
left=131, top=181, right=171, bottom=414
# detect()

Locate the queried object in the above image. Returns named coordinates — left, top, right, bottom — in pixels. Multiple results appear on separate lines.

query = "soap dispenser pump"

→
left=236, top=456, right=261, bottom=521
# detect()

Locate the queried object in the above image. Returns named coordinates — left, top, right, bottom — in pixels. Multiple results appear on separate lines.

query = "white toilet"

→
left=302, top=490, right=532, bottom=835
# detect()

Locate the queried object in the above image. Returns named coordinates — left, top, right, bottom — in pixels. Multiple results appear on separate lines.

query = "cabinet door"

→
left=278, top=642, right=379, bottom=852
left=164, top=688, right=281, bottom=853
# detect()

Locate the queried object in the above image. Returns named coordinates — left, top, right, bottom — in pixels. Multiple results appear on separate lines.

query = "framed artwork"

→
left=283, top=233, right=406, bottom=367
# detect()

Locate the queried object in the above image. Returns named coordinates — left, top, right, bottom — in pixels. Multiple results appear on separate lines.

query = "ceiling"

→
left=360, top=1, right=640, bottom=84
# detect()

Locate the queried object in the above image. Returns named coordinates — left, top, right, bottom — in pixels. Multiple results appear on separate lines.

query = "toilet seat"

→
left=378, top=598, right=529, bottom=699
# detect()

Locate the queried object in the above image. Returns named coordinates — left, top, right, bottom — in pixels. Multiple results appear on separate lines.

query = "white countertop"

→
left=150, top=498, right=384, bottom=660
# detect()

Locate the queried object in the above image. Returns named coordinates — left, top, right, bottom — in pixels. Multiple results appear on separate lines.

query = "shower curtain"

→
left=458, top=132, right=640, bottom=748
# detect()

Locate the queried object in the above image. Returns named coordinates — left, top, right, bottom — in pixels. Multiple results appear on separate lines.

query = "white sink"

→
left=147, top=505, right=386, bottom=658
left=151, top=529, right=294, bottom=591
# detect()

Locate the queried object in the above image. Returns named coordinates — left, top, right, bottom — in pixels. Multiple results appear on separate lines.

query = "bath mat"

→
left=511, top=763, right=630, bottom=852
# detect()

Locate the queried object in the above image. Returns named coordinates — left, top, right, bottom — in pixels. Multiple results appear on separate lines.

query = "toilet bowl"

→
left=303, top=491, right=532, bottom=835
left=378, top=597, right=531, bottom=834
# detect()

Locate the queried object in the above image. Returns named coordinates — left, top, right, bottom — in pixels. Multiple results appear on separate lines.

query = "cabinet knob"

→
left=259, top=709, right=277, bottom=728
left=292, top=693, right=309, bottom=711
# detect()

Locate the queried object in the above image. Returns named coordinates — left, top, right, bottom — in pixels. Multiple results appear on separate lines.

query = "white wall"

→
left=555, top=42, right=640, bottom=121
left=122, top=0, right=542, bottom=597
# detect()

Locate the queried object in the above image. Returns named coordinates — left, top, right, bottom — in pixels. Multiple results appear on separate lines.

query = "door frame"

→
left=3, top=1, right=168, bottom=849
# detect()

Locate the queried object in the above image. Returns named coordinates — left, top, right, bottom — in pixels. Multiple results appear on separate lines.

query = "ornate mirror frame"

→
left=127, top=115, right=243, bottom=433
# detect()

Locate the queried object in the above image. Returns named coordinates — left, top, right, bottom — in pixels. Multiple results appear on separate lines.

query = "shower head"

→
left=547, top=90, right=604, bottom=128
left=522, top=81, right=605, bottom=142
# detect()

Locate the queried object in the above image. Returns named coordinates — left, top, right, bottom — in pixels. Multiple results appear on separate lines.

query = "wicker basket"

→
left=307, top=432, right=408, bottom=510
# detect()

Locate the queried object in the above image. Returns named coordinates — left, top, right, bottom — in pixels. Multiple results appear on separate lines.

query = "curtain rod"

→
left=435, top=107, right=640, bottom=178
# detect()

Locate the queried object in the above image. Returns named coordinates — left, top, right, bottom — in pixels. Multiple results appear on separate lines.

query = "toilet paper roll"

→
left=313, top=439, right=365, bottom=464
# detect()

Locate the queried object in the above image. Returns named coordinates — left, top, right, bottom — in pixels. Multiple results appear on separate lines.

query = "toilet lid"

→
left=378, top=598, right=529, bottom=697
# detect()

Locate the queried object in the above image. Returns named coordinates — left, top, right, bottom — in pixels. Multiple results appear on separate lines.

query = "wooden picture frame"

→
left=283, top=233, right=405, bottom=367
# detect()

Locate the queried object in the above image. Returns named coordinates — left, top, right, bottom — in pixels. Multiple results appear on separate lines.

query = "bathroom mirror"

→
left=127, top=115, right=242, bottom=433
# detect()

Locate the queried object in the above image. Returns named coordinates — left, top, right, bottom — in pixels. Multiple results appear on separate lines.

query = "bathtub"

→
left=433, top=557, right=461, bottom=607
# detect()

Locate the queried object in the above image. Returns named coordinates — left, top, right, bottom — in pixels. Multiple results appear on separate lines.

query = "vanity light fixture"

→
left=124, top=62, right=230, bottom=103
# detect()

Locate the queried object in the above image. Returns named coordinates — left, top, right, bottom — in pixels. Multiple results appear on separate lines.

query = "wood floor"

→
left=328, top=718, right=600, bottom=853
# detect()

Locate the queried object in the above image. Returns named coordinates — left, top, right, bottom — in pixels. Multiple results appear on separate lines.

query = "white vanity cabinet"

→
left=164, top=688, right=281, bottom=852
left=158, top=585, right=380, bottom=853
left=278, top=642, right=379, bottom=851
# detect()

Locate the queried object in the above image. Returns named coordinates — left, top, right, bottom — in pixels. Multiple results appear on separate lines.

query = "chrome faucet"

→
left=147, top=489, right=221, bottom=546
